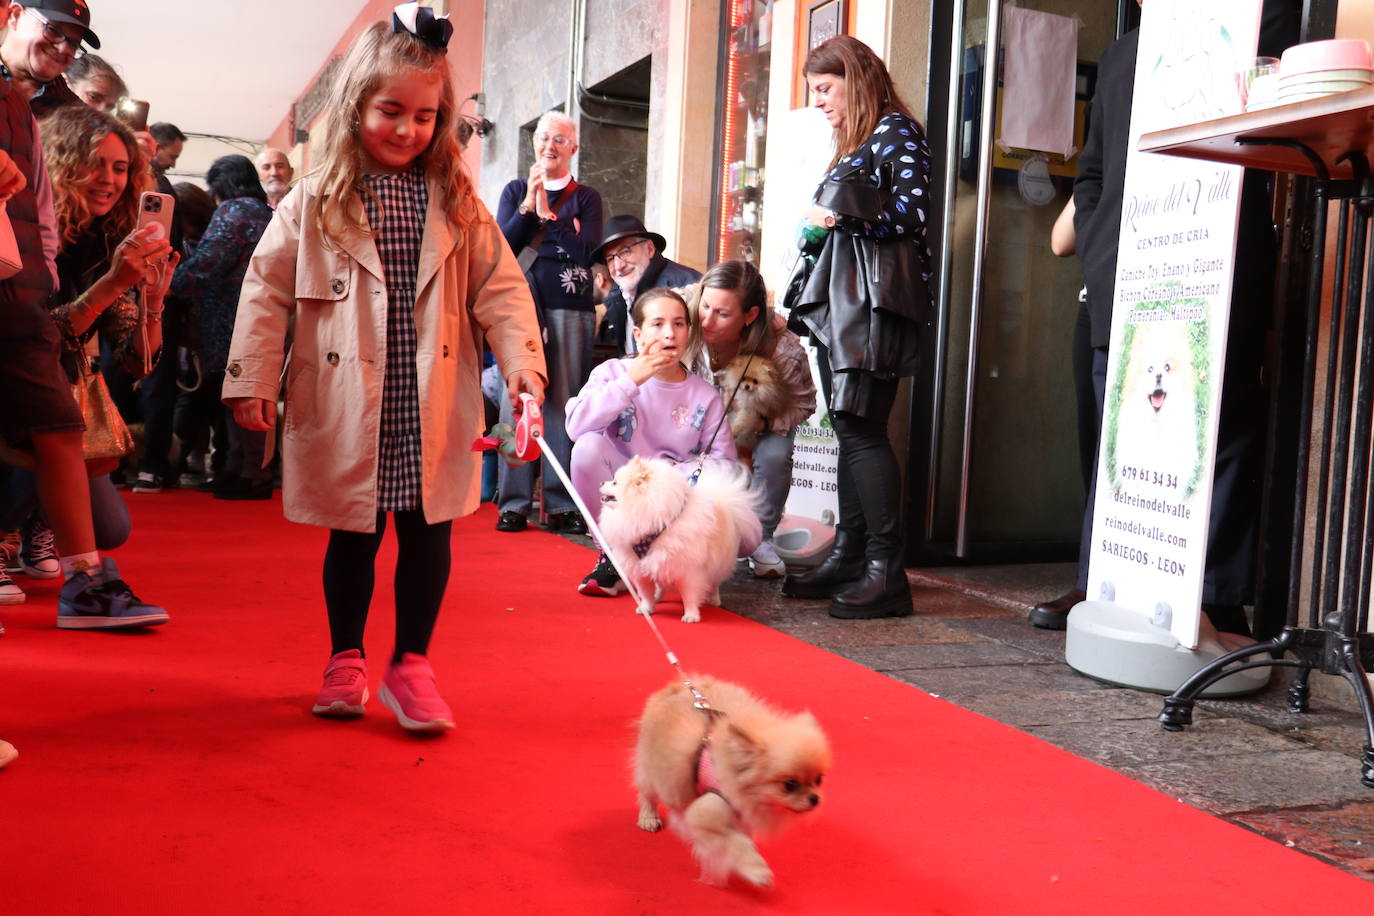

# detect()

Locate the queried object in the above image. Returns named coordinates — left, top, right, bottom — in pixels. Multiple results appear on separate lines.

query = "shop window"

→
left=712, top=0, right=773, bottom=265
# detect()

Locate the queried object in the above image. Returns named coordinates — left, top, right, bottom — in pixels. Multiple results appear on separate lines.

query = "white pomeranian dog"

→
left=597, top=456, right=762, bottom=623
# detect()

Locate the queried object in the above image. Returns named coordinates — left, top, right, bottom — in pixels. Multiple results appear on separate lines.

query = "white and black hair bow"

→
left=391, top=2, right=453, bottom=52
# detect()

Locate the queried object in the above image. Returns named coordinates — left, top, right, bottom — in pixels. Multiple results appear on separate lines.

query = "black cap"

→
left=593, top=214, right=666, bottom=264
left=31, top=0, right=100, bottom=50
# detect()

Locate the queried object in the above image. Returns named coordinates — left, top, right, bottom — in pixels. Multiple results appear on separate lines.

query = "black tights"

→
left=322, top=510, right=452, bottom=664
left=816, top=345, right=903, bottom=558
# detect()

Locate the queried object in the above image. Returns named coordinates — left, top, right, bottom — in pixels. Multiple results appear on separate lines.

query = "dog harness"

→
left=693, top=713, right=740, bottom=817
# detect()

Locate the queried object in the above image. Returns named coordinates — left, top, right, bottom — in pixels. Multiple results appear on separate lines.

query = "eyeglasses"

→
left=26, top=9, right=85, bottom=53
left=605, top=238, right=650, bottom=266
left=534, top=132, right=574, bottom=148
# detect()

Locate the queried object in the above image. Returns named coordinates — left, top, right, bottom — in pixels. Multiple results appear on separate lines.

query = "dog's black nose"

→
left=808, top=794, right=820, bottom=807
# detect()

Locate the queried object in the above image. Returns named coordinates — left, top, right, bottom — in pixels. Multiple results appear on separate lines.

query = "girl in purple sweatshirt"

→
left=567, top=287, right=736, bottom=595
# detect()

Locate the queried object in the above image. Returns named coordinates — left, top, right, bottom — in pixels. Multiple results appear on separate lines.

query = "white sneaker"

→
left=749, top=539, right=787, bottom=578
left=21, top=521, right=60, bottom=579
left=0, top=565, right=22, bottom=606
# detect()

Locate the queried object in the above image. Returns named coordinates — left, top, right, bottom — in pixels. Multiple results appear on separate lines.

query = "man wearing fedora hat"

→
left=595, top=215, right=701, bottom=356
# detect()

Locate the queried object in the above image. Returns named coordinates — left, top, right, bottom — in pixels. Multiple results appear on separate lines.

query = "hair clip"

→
left=391, top=2, right=453, bottom=53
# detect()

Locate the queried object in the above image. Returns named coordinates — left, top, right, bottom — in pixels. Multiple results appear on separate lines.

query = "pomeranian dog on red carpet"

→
left=597, top=456, right=761, bottom=623
left=633, top=675, right=831, bottom=888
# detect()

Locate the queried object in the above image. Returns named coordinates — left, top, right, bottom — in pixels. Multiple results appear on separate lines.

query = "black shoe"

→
left=215, top=477, right=273, bottom=501
left=782, top=531, right=865, bottom=599
left=495, top=511, right=528, bottom=532
left=1202, top=603, right=1252, bottom=637
left=207, top=471, right=241, bottom=495
left=829, top=556, right=914, bottom=619
left=549, top=512, right=586, bottom=535
left=578, top=553, right=625, bottom=597
left=1028, top=588, right=1086, bottom=630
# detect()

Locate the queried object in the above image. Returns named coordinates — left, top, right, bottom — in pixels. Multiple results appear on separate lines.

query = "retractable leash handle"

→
left=513, top=392, right=543, bottom=462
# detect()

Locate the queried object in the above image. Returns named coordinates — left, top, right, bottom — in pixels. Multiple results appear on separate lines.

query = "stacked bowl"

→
left=1269, top=39, right=1373, bottom=108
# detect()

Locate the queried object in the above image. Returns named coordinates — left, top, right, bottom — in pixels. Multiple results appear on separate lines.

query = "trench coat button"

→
left=326, top=352, right=340, bottom=366
left=330, top=278, right=345, bottom=295
left=227, top=362, right=241, bottom=378
left=525, top=339, right=537, bottom=352
left=442, top=344, right=450, bottom=358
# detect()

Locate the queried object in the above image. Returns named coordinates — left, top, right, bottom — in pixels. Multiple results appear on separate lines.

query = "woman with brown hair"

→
left=780, top=35, right=933, bottom=619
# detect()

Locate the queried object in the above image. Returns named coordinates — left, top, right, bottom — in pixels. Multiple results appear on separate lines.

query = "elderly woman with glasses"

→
left=491, top=110, right=604, bottom=536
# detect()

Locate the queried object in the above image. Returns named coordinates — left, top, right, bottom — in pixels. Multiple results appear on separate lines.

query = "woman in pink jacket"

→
left=222, top=12, right=545, bottom=733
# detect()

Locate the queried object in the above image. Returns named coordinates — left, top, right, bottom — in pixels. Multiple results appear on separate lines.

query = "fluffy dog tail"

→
left=694, top=463, right=764, bottom=557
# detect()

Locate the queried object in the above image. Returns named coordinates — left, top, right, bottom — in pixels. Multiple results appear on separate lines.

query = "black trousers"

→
left=322, top=509, right=453, bottom=663
left=814, top=343, right=904, bottom=558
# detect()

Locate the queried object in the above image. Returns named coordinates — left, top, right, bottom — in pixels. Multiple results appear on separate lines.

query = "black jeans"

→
left=814, top=342, right=903, bottom=559
left=322, top=509, right=453, bottom=663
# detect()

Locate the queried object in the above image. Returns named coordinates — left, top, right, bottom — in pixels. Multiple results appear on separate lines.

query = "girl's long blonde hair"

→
left=804, top=35, right=916, bottom=169
left=41, top=105, right=150, bottom=247
left=312, top=21, right=478, bottom=246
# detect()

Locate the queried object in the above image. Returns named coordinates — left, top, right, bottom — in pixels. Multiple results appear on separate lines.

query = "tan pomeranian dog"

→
left=715, top=355, right=787, bottom=465
left=598, top=456, right=761, bottom=623
left=634, top=675, right=831, bottom=888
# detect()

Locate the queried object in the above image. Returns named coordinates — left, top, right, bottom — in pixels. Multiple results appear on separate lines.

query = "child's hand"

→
left=507, top=369, right=544, bottom=408
left=626, top=338, right=678, bottom=386
left=226, top=397, right=276, bottom=431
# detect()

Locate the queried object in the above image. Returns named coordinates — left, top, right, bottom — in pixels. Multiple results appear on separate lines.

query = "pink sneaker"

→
left=379, top=653, right=454, bottom=732
left=311, top=649, right=369, bottom=717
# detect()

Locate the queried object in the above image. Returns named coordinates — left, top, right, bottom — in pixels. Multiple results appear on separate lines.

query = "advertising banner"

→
left=1086, top=0, right=1262, bottom=648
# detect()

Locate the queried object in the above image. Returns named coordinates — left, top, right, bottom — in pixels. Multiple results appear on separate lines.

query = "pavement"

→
left=711, top=559, right=1374, bottom=884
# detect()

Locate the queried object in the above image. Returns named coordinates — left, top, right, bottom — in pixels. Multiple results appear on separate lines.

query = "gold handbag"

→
left=0, top=357, right=133, bottom=474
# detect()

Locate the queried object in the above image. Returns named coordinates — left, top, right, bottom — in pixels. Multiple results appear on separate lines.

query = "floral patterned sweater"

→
left=495, top=178, right=603, bottom=313
left=170, top=196, right=273, bottom=375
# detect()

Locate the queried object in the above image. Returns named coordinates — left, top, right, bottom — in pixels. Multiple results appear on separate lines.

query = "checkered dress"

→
left=362, top=168, right=429, bottom=511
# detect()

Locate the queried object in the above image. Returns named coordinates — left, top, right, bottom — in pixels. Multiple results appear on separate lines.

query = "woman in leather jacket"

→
left=781, top=35, right=933, bottom=619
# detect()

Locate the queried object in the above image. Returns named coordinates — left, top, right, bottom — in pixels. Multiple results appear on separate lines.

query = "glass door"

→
left=913, top=0, right=1130, bottom=562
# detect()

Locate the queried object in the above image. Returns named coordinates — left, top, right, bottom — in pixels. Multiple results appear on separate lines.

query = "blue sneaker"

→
left=57, top=558, right=169, bottom=629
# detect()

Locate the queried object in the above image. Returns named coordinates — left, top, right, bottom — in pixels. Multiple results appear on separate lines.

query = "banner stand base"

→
left=1065, top=601, right=1270, bottom=698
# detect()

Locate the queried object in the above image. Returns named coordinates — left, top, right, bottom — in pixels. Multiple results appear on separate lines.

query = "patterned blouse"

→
left=819, top=111, right=934, bottom=248
left=51, top=228, right=154, bottom=379
left=170, top=196, right=273, bottom=374
left=362, top=167, right=428, bottom=512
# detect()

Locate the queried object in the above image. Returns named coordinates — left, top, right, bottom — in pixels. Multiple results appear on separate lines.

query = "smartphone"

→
left=118, top=99, right=150, bottom=132
left=138, top=191, right=175, bottom=240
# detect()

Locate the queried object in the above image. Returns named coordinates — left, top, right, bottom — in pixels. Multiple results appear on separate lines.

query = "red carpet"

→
left=2, top=491, right=1370, bottom=913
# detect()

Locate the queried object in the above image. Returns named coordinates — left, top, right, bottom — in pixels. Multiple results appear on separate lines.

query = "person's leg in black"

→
left=1072, top=301, right=1098, bottom=489
left=782, top=341, right=867, bottom=599
left=1200, top=327, right=1266, bottom=636
left=391, top=509, right=452, bottom=662
left=1031, top=344, right=1108, bottom=628
left=134, top=345, right=179, bottom=490
left=322, top=513, right=387, bottom=656
left=829, top=378, right=912, bottom=618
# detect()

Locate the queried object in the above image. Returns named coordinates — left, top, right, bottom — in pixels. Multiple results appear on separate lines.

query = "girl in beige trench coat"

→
left=222, top=15, right=546, bottom=733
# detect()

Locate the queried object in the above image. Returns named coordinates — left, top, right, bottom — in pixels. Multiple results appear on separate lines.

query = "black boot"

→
left=781, top=530, right=865, bottom=599
left=829, top=554, right=913, bottom=619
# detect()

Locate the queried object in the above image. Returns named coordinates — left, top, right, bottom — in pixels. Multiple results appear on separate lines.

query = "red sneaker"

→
left=311, top=649, right=368, bottom=717
left=379, top=653, right=454, bottom=732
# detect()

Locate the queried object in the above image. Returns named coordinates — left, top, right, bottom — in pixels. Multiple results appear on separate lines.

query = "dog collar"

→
left=631, top=528, right=664, bottom=559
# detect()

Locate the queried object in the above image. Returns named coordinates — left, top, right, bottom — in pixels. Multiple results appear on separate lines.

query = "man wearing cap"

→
left=0, top=0, right=96, bottom=116
left=594, top=214, right=701, bottom=356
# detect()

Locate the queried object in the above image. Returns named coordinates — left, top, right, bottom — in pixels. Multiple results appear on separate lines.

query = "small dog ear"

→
left=722, top=723, right=765, bottom=774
